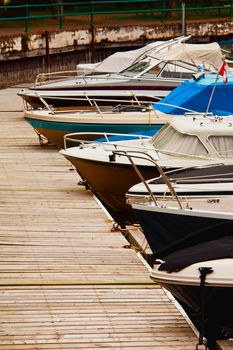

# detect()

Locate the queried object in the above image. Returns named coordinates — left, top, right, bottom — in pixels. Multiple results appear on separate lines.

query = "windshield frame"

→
left=120, top=57, right=162, bottom=78
left=120, top=55, right=203, bottom=80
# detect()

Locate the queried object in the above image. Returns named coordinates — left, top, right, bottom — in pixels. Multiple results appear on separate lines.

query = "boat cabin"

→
left=150, top=115, right=233, bottom=159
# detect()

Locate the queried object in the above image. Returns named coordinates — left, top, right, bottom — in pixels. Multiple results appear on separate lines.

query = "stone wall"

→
left=0, top=20, right=233, bottom=60
left=0, top=20, right=232, bottom=88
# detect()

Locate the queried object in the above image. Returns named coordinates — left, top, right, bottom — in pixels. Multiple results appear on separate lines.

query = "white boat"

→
left=24, top=103, right=170, bottom=148
left=23, top=70, right=233, bottom=148
left=127, top=163, right=233, bottom=252
left=59, top=114, right=233, bottom=226
left=18, top=36, right=223, bottom=109
left=127, top=164, right=233, bottom=347
left=150, top=245, right=233, bottom=348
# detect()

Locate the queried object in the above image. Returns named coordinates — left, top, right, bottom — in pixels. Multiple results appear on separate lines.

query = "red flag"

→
left=219, top=61, right=228, bottom=83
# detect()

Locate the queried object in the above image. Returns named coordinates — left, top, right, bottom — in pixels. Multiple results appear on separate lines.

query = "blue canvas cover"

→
left=153, top=73, right=233, bottom=115
left=218, top=38, right=233, bottom=44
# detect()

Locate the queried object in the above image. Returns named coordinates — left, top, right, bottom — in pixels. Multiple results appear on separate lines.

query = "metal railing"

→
left=113, top=150, right=183, bottom=208
left=0, top=1, right=232, bottom=33
left=63, top=131, right=151, bottom=149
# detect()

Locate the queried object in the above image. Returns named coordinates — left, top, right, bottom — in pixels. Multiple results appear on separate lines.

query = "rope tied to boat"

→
left=196, top=266, right=213, bottom=350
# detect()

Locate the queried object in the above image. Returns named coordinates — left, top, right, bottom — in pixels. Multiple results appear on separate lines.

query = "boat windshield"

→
left=120, top=57, right=199, bottom=79
left=208, top=135, right=233, bottom=157
left=150, top=124, right=208, bottom=156
left=120, top=58, right=153, bottom=77
left=157, top=60, right=198, bottom=79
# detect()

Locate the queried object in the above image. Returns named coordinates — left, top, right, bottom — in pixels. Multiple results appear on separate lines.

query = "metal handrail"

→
left=35, top=70, right=80, bottom=85
left=35, top=71, right=113, bottom=86
left=0, top=2, right=232, bottom=33
left=36, top=93, right=54, bottom=113
left=24, top=89, right=213, bottom=117
left=112, top=150, right=183, bottom=209
left=153, top=101, right=204, bottom=115
left=23, top=92, right=157, bottom=113
left=63, top=131, right=151, bottom=149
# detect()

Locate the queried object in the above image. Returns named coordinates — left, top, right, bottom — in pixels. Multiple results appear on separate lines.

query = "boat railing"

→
left=112, top=150, right=183, bottom=209
left=35, top=70, right=107, bottom=85
left=35, top=70, right=165, bottom=86
left=23, top=91, right=158, bottom=114
left=35, top=69, right=166, bottom=86
left=63, top=132, right=151, bottom=150
left=153, top=101, right=215, bottom=116
left=35, top=70, right=81, bottom=85
left=23, top=92, right=55, bottom=113
left=24, top=90, right=210, bottom=120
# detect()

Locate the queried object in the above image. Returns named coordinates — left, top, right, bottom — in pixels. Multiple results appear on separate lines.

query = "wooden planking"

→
left=0, top=286, right=197, bottom=350
left=0, top=89, right=198, bottom=349
left=0, top=105, right=149, bottom=285
left=217, top=340, right=233, bottom=350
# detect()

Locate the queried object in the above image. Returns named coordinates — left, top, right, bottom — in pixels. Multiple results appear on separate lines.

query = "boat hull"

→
left=25, top=116, right=163, bottom=149
left=62, top=154, right=162, bottom=225
left=19, top=83, right=175, bottom=109
left=133, top=205, right=233, bottom=253
left=152, top=278, right=233, bottom=338
left=151, top=256, right=233, bottom=343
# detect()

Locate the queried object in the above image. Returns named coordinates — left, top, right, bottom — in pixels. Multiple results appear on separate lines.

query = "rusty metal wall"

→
left=0, top=44, right=141, bottom=89
left=0, top=49, right=89, bottom=88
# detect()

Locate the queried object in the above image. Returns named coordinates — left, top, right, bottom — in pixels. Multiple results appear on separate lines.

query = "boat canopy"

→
left=76, top=35, right=194, bottom=74
left=77, top=41, right=164, bottom=73
left=153, top=73, right=233, bottom=115
left=77, top=36, right=223, bottom=75
left=150, top=42, right=223, bottom=71
left=150, top=123, right=209, bottom=156
left=149, top=116, right=233, bottom=158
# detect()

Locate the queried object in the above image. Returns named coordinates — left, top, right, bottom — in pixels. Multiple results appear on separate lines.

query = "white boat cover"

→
left=150, top=42, right=223, bottom=71
left=77, top=41, right=163, bottom=73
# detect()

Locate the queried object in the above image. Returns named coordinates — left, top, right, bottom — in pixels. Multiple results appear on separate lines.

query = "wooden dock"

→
left=0, top=87, right=199, bottom=349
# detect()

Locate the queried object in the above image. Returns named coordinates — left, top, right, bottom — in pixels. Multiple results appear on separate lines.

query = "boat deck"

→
left=0, top=88, right=198, bottom=349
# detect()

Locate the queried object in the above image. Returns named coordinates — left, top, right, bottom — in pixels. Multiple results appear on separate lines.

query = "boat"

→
left=18, top=36, right=223, bottom=109
left=126, top=163, right=233, bottom=252
left=127, top=164, right=233, bottom=347
left=23, top=69, right=233, bottom=148
left=59, top=114, right=233, bottom=226
left=150, top=237, right=233, bottom=348
left=24, top=103, right=170, bottom=148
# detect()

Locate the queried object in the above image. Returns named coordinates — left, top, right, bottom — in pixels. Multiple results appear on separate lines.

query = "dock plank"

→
left=0, top=90, right=198, bottom=349
left=217, top=340, right=233, bottom=350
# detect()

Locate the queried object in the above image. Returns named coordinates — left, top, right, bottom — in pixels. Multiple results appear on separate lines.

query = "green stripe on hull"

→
left=24, top=117, right=163, bottom=134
